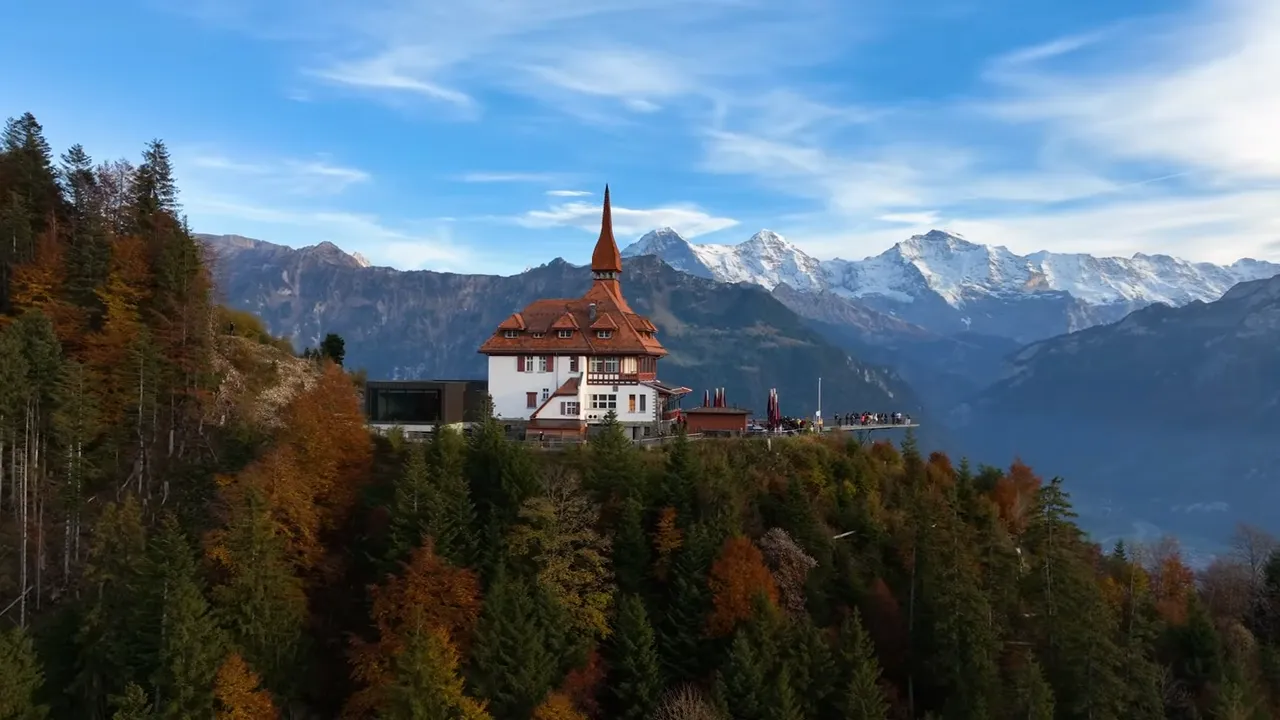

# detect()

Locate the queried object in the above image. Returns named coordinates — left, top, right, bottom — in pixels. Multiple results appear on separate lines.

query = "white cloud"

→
left=189, top=195, right=475, bottom=271
left=460, top=171, right=560, bottom=183
left=982, top=0, right=1280, bottom=182
left=547, top=189, right=592, bottom=197
left=185, top=152, right=371, bottom=195
left=514, top=200, right=738, bottom=239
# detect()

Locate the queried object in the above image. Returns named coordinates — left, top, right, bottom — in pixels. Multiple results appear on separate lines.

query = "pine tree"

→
left=715, top=632, right=766, bottom=720
left=73, top=497, right=150, bottom=719
left=109, top=684, right=153, bottom=720
left=585, top=411, right=642, bottom=499
left=388, top=441, right=434, bottom=565
left=1006, top=657, right=1055, bottom=720
left=0, top=626, right=49, bottom=719
left=427, top=427, right=478, bottom=567
left=208, top=488, right=308, bottom=698
left=657, top=524, right=716, bottom=684
left=383, top=627, right=491, bottom=720
left=144, top=514, right=226, bottom=719
left=612, top=494, right=651, bottom=595
left=467, top=570, right=563, bottom=718
left=602, top=594, right=662, bottom=720
left=833, top=609, right=890, bottom=720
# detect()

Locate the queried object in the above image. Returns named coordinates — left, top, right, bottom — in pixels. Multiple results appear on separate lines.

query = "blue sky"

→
left=4, top=0, right=1278, bottom=274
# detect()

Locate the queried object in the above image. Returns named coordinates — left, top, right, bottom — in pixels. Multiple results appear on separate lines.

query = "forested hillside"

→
left=3, top=110, right=1280, bottom=720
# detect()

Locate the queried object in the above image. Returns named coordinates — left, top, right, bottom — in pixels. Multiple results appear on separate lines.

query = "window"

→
left=523, top=356, right=535, bottom=373
left=541, top=388, right=550, bottom=402
left=569, top=356, right=579, bottom=372
left=526, top=392, right=538, bottom=409
left=596, top=330, right=612, bottom=339
left=628, top=394, right=636, bottom=412
left=622, top=356, right=637, bottom=374
left=558, top=329, right=573, bottom=338
left=639, top=394, right=646, bottom=412
left=532, top=331, right=545, bottom=338
left=503, top=330, right=518, bottom=338
left=591, top=356, right=620, bottom=373
left=538, top=356, right=550, bottom=372
left=560, top=401, right=580, bottom=416
left=590, top=394, right=617, bottom=410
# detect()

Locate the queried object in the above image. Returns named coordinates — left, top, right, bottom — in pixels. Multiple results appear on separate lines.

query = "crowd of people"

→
left=758, top=411, right=914, bottom=433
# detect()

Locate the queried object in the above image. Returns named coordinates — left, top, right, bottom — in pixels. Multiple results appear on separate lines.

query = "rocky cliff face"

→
left=200, top=234, right=933, bottom=431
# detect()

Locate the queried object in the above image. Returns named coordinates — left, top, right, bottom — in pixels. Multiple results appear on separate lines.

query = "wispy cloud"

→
left=186, top=152, right=371, bottom=195
left=460, top=171, right=561, bottom=184
left=547, top=189, right=592, bottom=197
left=514, top=199, right=738, bottom=239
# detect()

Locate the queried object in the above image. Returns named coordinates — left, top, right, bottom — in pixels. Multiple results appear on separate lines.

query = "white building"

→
left=478, top=186, right=690, bottom=440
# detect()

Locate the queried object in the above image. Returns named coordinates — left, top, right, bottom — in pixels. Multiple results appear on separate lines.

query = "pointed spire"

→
left=591, top=184, right=622, bottom=276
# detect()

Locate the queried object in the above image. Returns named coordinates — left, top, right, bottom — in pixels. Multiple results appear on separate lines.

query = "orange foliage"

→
left=925, top=452, right=955, bottom=488
left=533, top=692, right=588, bottom=720
left=652, top=507, right=683, bottom=580
left=10, top=229, right=80, bottom=341
left=992, top=460, right=1041, bottom=536
left=85, top=234, right=151, bottom=431
left=214, top=653, right=279, bottom=720
left=1147, top=538, right=1196, bottom=625
left=559, top=647, right=605, bottom=717
left=220, top=362, right=374, bottom=570
left=347, top=541, right=482, bottom=715
left=706, top=536, right=780, bottom=637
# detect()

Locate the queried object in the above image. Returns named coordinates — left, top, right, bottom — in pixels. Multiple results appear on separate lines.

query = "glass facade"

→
left=368, top=387, right=442, bottom=424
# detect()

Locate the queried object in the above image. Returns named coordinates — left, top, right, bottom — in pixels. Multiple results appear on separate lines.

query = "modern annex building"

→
left=478, top=186, right=691, bottom=440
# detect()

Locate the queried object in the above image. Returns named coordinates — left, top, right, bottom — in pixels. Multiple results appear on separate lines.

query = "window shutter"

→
left=517, top=356, right=525, bottom=372
left=545, top=355, right=553, bottom=371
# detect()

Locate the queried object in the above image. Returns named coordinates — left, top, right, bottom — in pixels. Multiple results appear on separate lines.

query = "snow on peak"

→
left=351, top=251, right=372, bottom=268
left=627, top=226, right=1280, bottom=312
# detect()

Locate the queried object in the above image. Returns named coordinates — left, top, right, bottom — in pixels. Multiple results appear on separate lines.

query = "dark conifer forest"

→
left=3, top=110, right=1280, bottom=720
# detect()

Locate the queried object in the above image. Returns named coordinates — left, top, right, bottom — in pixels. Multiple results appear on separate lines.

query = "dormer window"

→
left=532, top=332, right=545, bottom=338
left=558, top=329, right=573, bottom=339
left=596, top=330, right=612, bottom=339
left=503, top=330, right=518, bottom=338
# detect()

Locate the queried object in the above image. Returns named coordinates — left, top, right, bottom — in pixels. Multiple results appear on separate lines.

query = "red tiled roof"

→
left=591, top=185, right=622, bottom=274
left=589, top=313, right=618, bottom=330
left=497, top=313, right=525, bottom=331
left=550, top=312, right=579, bottom=330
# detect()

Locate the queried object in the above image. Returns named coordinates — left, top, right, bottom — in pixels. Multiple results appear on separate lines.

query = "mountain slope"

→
left=623, top=228, right=1280, bottom=343
left=200, top=234, right=932, bottom=433
left=953, top=275, right=1280, bottom=549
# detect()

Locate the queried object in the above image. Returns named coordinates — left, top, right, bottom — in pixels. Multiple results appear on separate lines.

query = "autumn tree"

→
left=507, top=468, right=614, bottom=641
left=347, top=541, right=482, bottom=717
left=707, top=536, right=779, bottom=637
left=213, top=654, right=278, bottom=720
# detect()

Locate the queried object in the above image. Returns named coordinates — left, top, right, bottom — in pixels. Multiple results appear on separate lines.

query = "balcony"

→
left=586, top=371, right=639, bottom=384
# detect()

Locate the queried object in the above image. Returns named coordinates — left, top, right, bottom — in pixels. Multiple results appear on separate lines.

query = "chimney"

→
left=588, top=303, right=597, bottom=322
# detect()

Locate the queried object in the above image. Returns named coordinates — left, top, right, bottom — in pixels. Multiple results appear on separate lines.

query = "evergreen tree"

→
left=388, top=441, right=434, bottom=565
left=73, top=497, right=151, bottom=719
left=657, top=425, right=699, bottom=522
left=144, top=514, right=226, bottom=719
left=656, top=524, right=716, bottom=684
left=0, top=626, right=48, bottom=719
left=109, top=684, right=153, bottom=720
left=833, top=609, right=890, bottom=720
left=320, top=333, right=345, bottom=366
left=715, top=631, right=767, bottom=720
left=426, top=427, right=478, bottom=567
left=612, top=493, right=651, bottom=595
left=601, top=594, right=662, bottom=720
left=467, top=569, right=563, bottom=718
left=384, top=627, right=491, bottom=720
left=585, top=411, right=643, bottom=499
left=1006, top=657, right=1055, bottom=720
left=209, top=489, right=308, bottom=699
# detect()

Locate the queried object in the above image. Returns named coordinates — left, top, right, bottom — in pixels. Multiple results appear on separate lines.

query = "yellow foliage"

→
left=533, top=692, right=588, bottom=720
left=214, top=653, right=279, bottom=720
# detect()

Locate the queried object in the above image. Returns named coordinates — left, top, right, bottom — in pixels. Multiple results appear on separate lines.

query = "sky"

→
left=4, top=0, right=1279, bottom=275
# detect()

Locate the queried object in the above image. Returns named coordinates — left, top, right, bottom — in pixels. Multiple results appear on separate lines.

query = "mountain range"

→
left=623, top=228, right=1280, bottom=344
left=200, top=233, right=939, bottom=447
left=203, top=229, right=1280, bottom=555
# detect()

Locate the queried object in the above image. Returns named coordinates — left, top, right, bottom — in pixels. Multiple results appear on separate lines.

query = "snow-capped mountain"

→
left=622, top=228, right=1280, bottom=343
